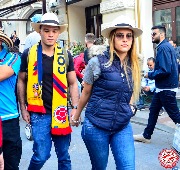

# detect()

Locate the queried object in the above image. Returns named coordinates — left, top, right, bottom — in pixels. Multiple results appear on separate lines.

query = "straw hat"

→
left=101, top=15, right=143, bottom=38
left=0, top=30, right=13, bottom=47
left=31, top=13, right=67, bottom=34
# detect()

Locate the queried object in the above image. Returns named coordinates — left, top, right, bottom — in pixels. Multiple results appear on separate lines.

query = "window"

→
left=153, top=1, right=180, bottom=46
left=26, top=10, right=42, bottom=34
left=154, top=9, right=172, bottom=40
left=85, top=5, right=102, bottom=38
left=176, top=6, right=180, bottom=46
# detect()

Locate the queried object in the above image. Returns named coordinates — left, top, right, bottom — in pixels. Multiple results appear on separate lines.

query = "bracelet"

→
left=71, top=105, right=78, bottom=109
left=71, top=115, right=80, bottom=124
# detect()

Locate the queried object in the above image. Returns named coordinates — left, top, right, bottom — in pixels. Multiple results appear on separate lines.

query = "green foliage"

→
left=71, top=42, right=85, bottom=56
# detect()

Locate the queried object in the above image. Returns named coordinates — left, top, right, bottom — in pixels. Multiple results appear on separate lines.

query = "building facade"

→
left=0, top=0, right=179, bottom=67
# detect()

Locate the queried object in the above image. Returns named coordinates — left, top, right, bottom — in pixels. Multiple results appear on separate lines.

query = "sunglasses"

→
left=115, top=33, right=133, bottom=40
left=151, top=32, right=159, bottom=37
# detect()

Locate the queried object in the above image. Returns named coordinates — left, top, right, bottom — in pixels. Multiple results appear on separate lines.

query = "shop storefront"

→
left=153, top=0, right=180, bottom=46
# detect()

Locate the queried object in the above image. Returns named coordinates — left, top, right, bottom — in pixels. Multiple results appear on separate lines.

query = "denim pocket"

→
left=82, top=117, right=96, bottom=136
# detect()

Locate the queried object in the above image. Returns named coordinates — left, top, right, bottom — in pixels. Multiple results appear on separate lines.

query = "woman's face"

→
left=114, top=28, right=133, bottom=55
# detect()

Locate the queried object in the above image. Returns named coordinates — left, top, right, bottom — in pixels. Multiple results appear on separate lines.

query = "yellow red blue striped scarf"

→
left=27, top=43, right=72, bottom=135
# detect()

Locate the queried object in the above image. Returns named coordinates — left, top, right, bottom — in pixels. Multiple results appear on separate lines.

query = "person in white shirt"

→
left=24, top=14, right=42, bottom=50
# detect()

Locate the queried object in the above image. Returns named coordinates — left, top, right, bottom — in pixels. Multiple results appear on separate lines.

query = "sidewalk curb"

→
left=131, top=116, right=175, bottom=134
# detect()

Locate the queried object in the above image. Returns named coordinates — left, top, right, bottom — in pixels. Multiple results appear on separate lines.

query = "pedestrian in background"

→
left=73, top=52, right=85, bottom=96
left=0, top=30, right=22, bottom=169
left=169, top=39, right=180, bottom=86
left=134, top=25, right=180, bottom=143
left=137, top=57, right=156, bottom=110
left=18, top=13, right=79, bottom=170
left=71, top=15, right=143, bottom=170
left=10, top=30, right=20, bottom=48
left=24, top=14, right=42, bottom=50
left=84, top=33, right=95, bottom=65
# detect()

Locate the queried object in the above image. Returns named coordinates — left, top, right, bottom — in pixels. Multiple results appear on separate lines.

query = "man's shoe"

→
left=133, top=134, right=151, bottom=143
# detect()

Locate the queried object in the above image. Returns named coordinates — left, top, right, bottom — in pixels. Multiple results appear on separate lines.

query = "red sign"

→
left=158, top=148, right=179, bottom=169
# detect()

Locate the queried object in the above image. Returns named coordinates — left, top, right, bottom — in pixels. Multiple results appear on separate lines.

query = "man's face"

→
left=151, top=29, right=161, bottom=44
left=39, top=25, right=60, bottom=47
left=147, top=60, right=155, bottom=71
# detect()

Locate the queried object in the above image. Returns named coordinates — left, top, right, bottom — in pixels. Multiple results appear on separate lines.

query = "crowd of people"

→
left=0, top=11, right=180, bottom=170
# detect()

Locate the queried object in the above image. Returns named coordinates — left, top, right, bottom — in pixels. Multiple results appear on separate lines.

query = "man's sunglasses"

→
left=151, top=32, right=158, bottom=37
left=115, top=33, right=133, bottom=40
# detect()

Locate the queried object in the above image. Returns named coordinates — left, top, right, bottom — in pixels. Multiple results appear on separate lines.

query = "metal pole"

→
left=42, top=0, right=47, bottom=14
left=94, top=15, right=97, bottom=38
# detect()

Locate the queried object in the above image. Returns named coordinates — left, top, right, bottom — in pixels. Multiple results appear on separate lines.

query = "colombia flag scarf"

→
left=27, top=43, right=72, bottom=135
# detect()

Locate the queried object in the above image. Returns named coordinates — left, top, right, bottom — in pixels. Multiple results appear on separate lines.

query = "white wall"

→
left=68, top=5, right=86, bottom=46
left=140, top=0, right=154, bottom=70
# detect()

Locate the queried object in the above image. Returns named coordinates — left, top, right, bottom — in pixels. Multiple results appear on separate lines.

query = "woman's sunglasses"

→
left=115, top=33, right=133, bottom=40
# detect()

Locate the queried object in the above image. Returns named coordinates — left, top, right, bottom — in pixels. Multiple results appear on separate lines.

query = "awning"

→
left=66, top=0, right=82, bottom=5
left=0, top=0, right=39, bottom=18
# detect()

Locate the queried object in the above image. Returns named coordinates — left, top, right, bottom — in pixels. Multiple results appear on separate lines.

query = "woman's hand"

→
left=130, top=104, right=137, bottom=117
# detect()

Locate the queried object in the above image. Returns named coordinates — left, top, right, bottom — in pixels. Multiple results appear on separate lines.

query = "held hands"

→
left=70, top=109, right=81, bottom=127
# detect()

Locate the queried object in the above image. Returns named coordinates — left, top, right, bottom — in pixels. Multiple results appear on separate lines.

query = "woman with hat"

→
left=0, top=30, right=22, bottom=169
left=71, top=15, right=143, bottom=169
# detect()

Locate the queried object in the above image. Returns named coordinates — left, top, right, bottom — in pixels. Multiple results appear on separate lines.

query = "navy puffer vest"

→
left=85, top=51, right=133, bottom=131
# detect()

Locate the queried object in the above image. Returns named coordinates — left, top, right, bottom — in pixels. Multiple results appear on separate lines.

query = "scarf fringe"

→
left=51, top=126, right=72, bottom=135
left=27, top=104, right=46, bottom=113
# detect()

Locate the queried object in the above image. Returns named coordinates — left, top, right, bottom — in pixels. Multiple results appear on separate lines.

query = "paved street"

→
left=19, top=109, right=180, bottom=170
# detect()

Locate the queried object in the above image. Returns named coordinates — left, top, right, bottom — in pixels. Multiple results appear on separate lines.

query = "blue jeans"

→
left=81, top=117, right=135, bottom=170
left=3, top=117, right=22, bottom=170
left=143, top=90, right=180, bottom=139
left=28, top=113, right=71, bottom=170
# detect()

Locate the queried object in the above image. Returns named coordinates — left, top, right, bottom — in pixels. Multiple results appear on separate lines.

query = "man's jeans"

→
left=28, top=113, right=71, bottom=170
left=143, top=90, right=180, bottom=139
left=81, top=117, right=135, bottom=170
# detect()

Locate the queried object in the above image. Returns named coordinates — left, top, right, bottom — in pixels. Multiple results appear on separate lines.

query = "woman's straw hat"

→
left=101, top=15, right=143, bottom=38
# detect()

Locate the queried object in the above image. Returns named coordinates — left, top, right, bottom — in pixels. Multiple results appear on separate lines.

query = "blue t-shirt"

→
left=0, top=47, right=21, bottom=121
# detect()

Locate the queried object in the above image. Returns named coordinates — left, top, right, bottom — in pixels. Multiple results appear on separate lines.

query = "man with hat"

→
left=24, top=14, right=42, bottom=50
left=18, top=12, right=79, bottom=169
left=0, top=30, right=22, bottom=169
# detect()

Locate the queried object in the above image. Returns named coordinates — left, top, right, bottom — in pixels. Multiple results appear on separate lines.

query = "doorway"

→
left=85, top=4, right=102, bottom=38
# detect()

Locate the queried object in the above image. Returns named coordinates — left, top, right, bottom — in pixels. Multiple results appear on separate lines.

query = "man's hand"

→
left=142, top=86, right=150, bottom=92
left=144, top=73, right=148, bottom=78
left=21, top=110, right=30, bottom=124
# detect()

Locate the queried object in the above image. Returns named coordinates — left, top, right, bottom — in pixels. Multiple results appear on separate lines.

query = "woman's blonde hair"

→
left=106, top=29, right=141, bottom=102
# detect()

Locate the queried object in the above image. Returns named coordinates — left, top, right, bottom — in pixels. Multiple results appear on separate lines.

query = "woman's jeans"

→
left=81, top=117, right=135, bottom=170
left=28, top=113, right=71, bottom=170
